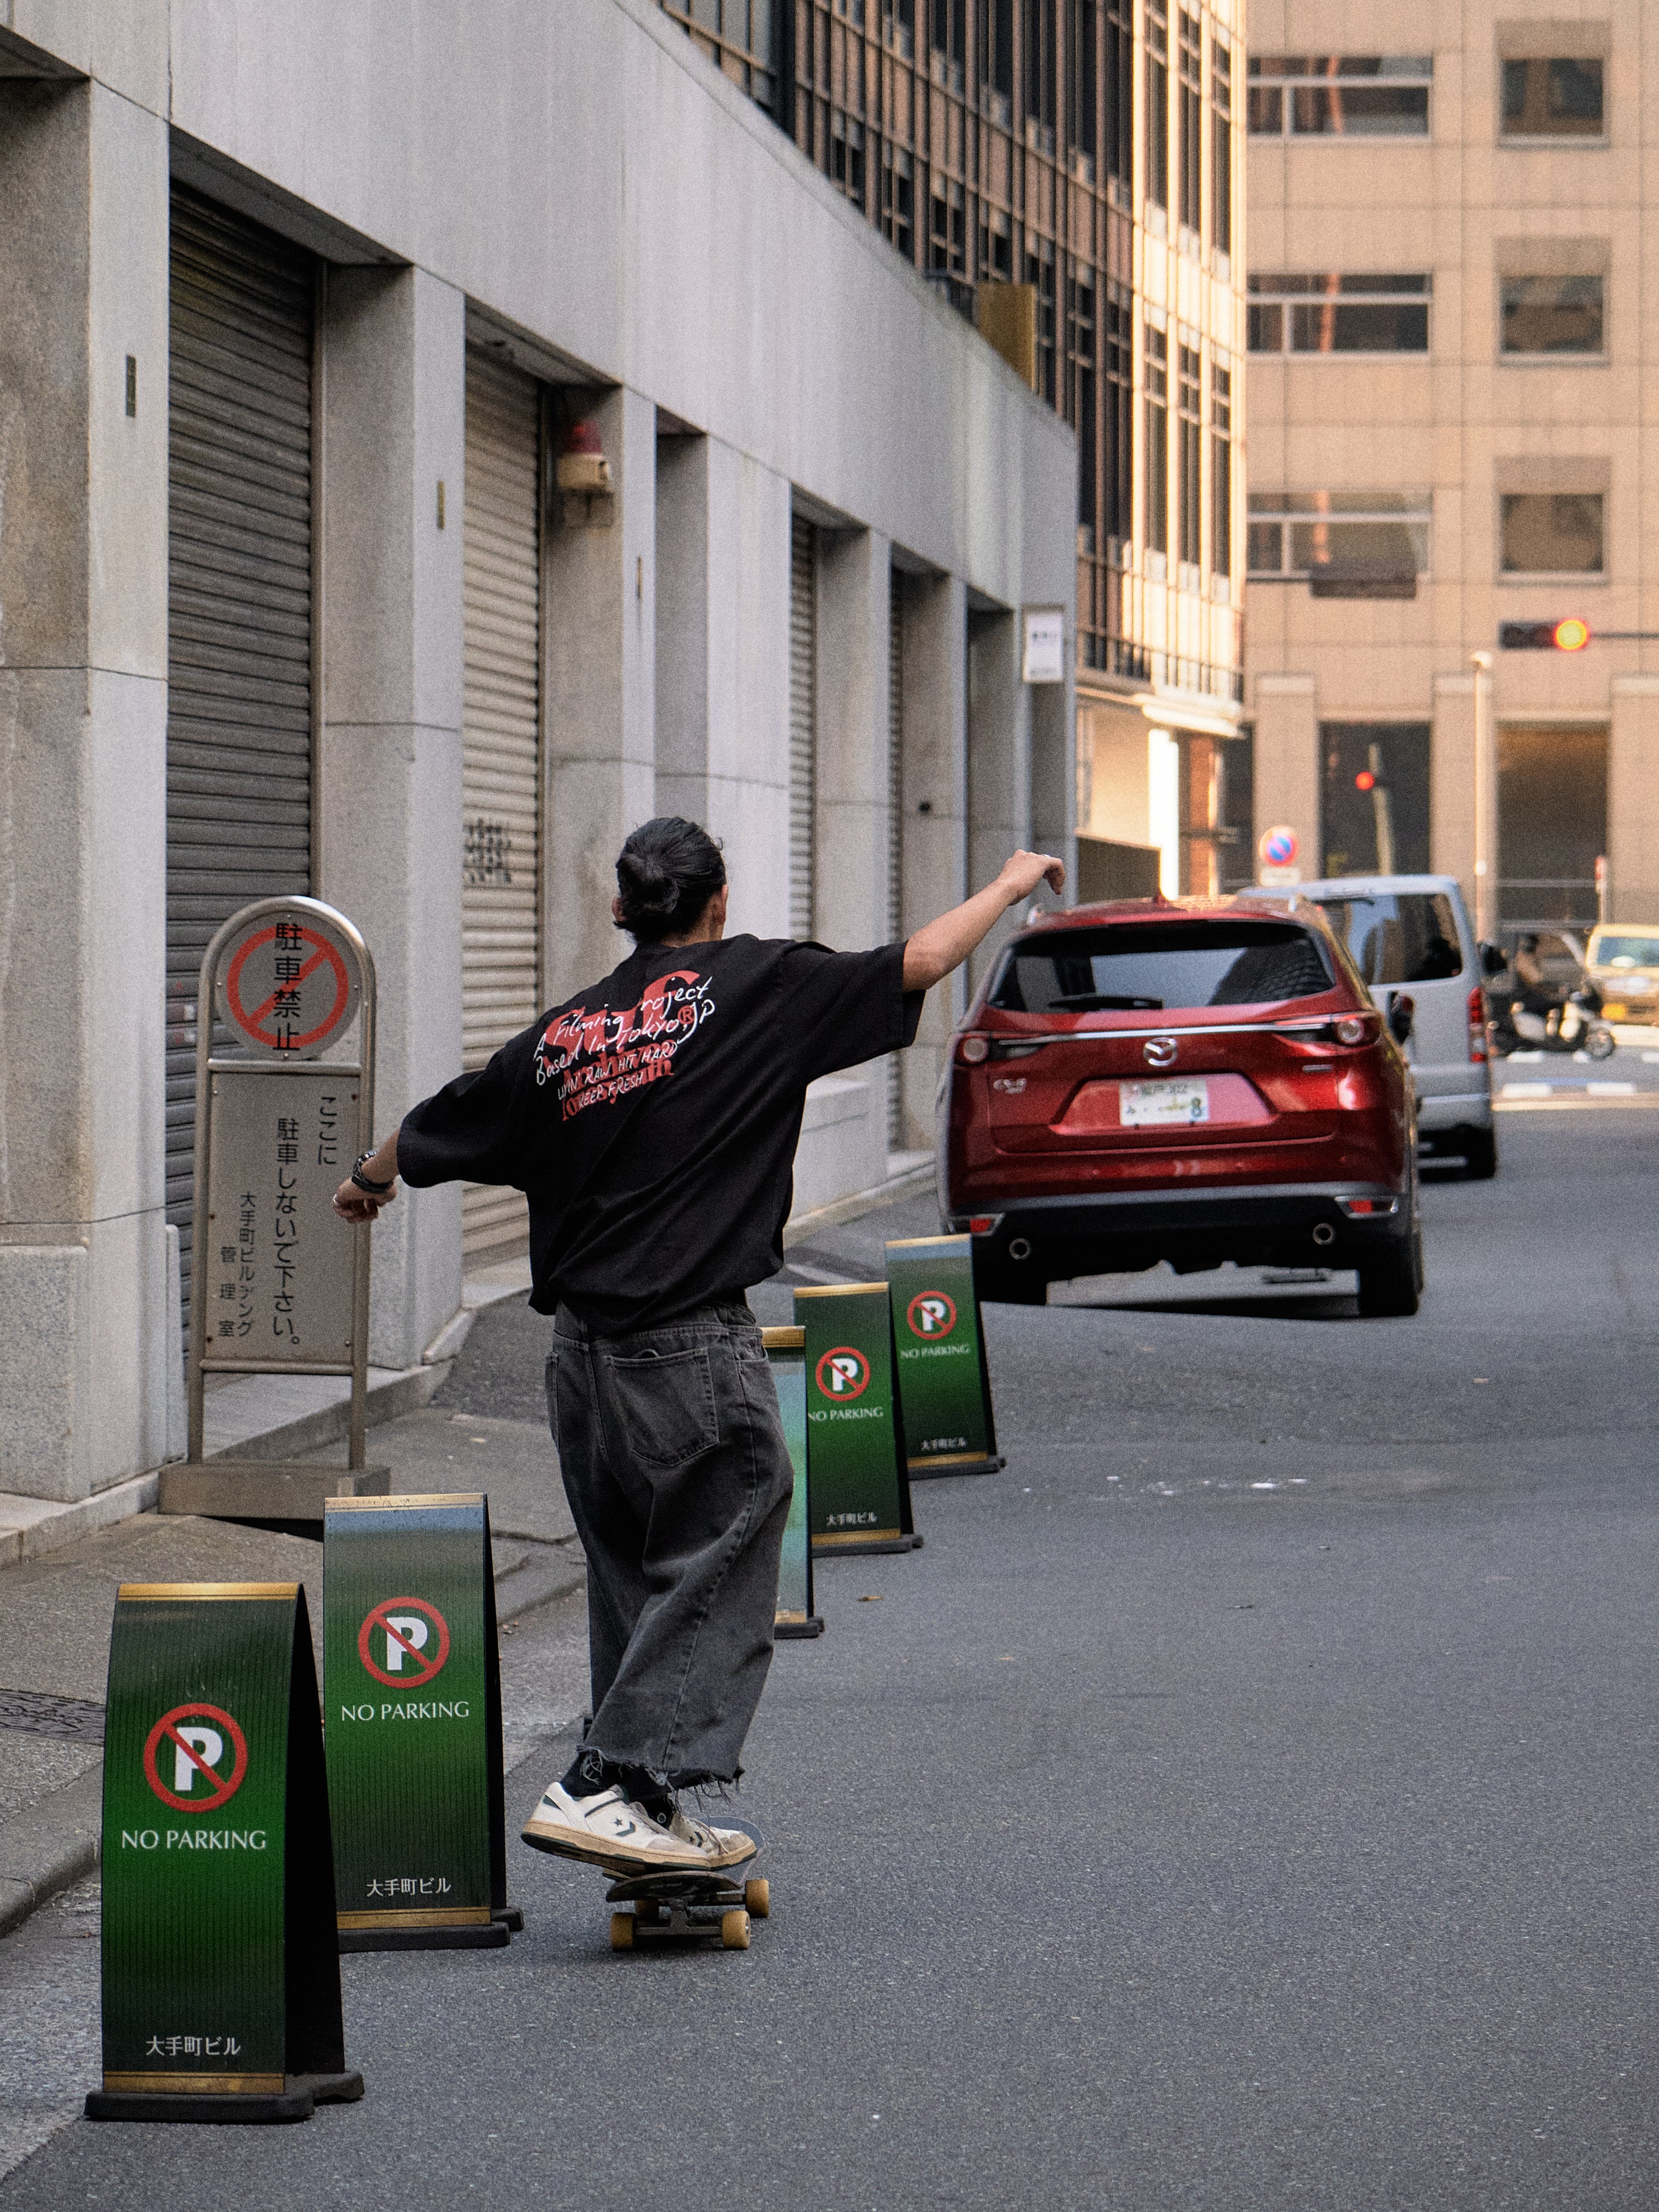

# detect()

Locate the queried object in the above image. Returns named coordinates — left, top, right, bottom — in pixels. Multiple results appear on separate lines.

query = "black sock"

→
left=560, top=1750, right=674, bottom=1827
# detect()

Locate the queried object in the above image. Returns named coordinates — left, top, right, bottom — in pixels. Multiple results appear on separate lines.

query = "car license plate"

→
left=1120, top=1078, right=1210, bottom=1128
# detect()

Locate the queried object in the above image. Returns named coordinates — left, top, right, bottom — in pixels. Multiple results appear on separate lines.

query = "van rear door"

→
left=1313, top=889, right=1473, bottom=1110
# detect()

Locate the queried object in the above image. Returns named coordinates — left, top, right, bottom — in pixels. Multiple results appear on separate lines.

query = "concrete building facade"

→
left=1245, top=2, right=1656, bottom=941
left=0, top=0, right=1073, bottom=1512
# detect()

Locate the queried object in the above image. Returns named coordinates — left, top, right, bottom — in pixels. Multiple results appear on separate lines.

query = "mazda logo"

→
left=1144, top=1036, right=1178, bottom=1068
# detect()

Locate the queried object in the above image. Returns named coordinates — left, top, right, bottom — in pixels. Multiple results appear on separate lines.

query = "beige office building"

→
left=1245, top=3, right=1658, bottom=940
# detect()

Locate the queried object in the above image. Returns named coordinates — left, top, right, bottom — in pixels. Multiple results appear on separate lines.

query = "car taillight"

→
left=1333, top=1014, right=1368, bottom=1046
left=1335, top=1196, right=1399, bottom=1218
left=968, top=1214, right=1003, bottom=1234
left=1467, top=984, right=1488, bottom=1063
left=958, top=1034, right=990, bottom=1065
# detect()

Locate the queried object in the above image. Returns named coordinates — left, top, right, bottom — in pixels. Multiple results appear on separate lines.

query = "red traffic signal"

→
left=1354, top=769, right=1378, bottom=791
left=1498, top=618, right=1592, bottom=651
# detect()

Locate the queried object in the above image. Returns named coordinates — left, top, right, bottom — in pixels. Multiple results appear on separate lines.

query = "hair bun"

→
left=614, top=817, right=727, bottom=943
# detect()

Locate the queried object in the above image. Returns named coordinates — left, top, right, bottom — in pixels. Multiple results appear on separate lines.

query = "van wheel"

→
left=1357, top=1229, right=1423, bottom=1318
left=1461, top=1127, right=1498, bottom=1180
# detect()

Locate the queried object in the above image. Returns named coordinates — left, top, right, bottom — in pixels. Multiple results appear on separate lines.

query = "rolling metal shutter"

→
left=788, top=515, right=817, bottom=940
left=461, top=349, right=542, bottom=1265
left=165, top=186, right=316, bottom=1311
left=887, top=583, right=905, bottom=1147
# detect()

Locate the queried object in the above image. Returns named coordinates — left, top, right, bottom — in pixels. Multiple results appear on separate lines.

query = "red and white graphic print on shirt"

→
left=533, top=969, right=716, bottom=1121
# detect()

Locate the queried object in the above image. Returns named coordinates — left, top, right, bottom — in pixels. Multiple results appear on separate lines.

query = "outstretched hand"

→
left=996, top=849, right=1067, bottom=903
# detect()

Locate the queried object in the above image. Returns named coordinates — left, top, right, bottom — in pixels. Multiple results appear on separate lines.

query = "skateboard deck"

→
left=603, top=1866, right=771, bottom=1950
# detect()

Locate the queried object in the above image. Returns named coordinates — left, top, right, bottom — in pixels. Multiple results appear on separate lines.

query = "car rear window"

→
left=1593, top=933, right=1659, bottom=969
left=989, top=921, right=1334, bottom=1014
left=1314, top=893, right=1463, bottom=984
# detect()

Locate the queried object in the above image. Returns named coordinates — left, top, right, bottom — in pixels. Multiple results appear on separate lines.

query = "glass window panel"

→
left=1290, top=518, right=1427, bottom=575
left=1246, top=520, right=1285, bottom=571
left=1500, top=274, right=1604, bottom=354
left=1287, top=300, right=1428, bottom=350
left=1292, top=82, right=1430, bottom=134
left=1499, top=493, right=1604, bottom=573
left=989, top=921, right=1334, bottom=1013
left=1500, top=56, right=1603, bottom=137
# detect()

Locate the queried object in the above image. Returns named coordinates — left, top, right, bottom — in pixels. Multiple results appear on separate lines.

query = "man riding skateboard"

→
left=335, top=817, right=1063, bottom=1877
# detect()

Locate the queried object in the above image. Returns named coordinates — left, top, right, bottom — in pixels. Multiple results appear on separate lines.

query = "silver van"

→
left=1278, top=874, right=1497, bottom=1178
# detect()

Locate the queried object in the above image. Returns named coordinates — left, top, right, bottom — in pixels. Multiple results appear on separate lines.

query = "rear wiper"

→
left=1049, top=993, right=1164, bottom=1010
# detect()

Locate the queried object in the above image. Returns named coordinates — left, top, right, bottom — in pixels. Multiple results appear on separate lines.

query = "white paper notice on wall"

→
left=1021, top=607, right=1066, bottom=685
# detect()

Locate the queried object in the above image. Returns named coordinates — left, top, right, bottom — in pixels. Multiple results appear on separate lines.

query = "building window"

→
left=1499, top=493, right=1604, bottom=574
left=1500, top=273, right=1604, bottom=356
left=1144, top=327, right=1168, bottom=554
left=1145, top=4, right=1169, bottom=207
left=880, top=147, right=915, bottom=258
left=1212, top=37, right=1232, bottom=254
left=1212, top=365, right=1232, bottom=575
left=1247, top=491, right=1431, bottom=585
left=929, top=176, right=966, bottom=274
left=1105, top=1, right=1133, bottom=190
left=1104, top=286, right=1132, bottom=544
left=1248, top=56, right=1432, bottom=138
left=1068, top=0, right=1095, bottom=171
left=1248, top=273, right=1431, bottom=354
left=831, top=115, right=867, bottom=207
left=1067, top=264, right=1097, bottom=539
left=1177, top=12, right=1202, bottom=233
left=1176, top=345, right=1202, bottom=565
left=660, top=0, right=780, bottom=108
left=1026, top=242, right=1057, bottom=401
left=1024, top=0, right=1056, bottom=149
left=1500, top=57, right=1604, bottom=139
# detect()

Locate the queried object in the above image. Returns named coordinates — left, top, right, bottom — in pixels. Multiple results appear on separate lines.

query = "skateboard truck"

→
left=603, top=1870, right=771, bottom=1951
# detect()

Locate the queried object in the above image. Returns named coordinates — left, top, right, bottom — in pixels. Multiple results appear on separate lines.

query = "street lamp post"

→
left=1470, top=650, right=1495, bottom=942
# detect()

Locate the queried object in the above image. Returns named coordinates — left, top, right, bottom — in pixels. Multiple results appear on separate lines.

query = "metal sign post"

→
left=161, top=896, right=390, bottom=1525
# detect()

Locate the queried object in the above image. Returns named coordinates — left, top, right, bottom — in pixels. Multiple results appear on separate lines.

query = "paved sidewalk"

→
left=0, top=1305, right=588, bottom=1947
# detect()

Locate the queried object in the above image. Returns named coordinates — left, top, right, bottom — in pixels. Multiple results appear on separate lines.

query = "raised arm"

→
left=902, top=850, right=1066, bottom=993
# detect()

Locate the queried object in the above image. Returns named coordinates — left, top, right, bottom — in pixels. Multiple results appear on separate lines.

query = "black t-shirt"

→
left=397, top=934, right=924, bottom=1333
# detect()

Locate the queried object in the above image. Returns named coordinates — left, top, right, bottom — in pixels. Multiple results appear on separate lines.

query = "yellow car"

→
left=1587, top=925, right=1659, bottom=1023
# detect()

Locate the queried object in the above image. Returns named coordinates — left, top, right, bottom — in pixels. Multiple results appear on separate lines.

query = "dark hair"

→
left=614, top=817, right=727, bottom=942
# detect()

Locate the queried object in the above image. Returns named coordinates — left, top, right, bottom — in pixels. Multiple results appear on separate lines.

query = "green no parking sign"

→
left=885, top=1234, right=1003, bottom=1477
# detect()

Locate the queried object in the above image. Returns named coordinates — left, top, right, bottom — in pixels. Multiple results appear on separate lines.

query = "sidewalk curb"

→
left=0, top=1539, right=585, bottom=1939
left=0, top=1765, right=103, bottom=1939
left=782, top=1161, right=935, bottom=1248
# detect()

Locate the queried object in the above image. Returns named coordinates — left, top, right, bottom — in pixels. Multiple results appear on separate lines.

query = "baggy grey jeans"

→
left=545, top=1301, right=795, bottom=1787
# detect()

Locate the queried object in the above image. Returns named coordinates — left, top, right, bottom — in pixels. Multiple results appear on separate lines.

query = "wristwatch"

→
left=350, top=1152, right=394, bottom=1195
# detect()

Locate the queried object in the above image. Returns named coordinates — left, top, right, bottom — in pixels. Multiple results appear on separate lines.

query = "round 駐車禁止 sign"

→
left=214, top=904, right=362, bottom=1060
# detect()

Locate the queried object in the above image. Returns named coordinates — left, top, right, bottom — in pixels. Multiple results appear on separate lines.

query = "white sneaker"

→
left=669, top=1805, right=757, bottom=1870
left=521, top=1782, right=713, bottom=1873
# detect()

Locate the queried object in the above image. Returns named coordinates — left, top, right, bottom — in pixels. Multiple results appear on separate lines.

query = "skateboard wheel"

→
left=744, top=1879, right=770, bottom=1919
left=720, top=1909, right=751, bottom=1950
left=609, top=1912, right=635, bottom=1951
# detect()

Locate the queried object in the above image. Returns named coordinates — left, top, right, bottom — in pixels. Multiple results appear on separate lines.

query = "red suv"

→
left=938, top=896, right=1422, bottom=1317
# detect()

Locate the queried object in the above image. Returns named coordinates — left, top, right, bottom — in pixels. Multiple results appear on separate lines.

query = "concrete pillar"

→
left=1250, top=674, right=1318, bottom=884
left=654, top=434, right=791, bottom=937
left=545, top=387, right=656, bottom=1000
left=1608, top=677, right=1659, bottom=922
left=808, top=526, right=892, bottom=1196
left=967, top=606, right=1030, bottom=992
left=0, top=80, right=171, bottom=1502
left=898, top=571, right=968, bottom=1136
left=316, top=265, right=466, bottom=1369
left=1431, top=671, right=1478, bottom=919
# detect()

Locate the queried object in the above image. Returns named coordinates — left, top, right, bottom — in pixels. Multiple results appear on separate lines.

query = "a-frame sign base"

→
left=87, top=1582, right=362, bottom=2125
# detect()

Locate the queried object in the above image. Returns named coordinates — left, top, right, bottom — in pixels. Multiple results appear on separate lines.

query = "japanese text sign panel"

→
left=763, top=1328, right=818, bottom=1630
left=795, top=1284, right=916, bottom=1554
left=98, top=1583, right=347, bottom=2099
left=885, top=1234, right=1001, bottom=1475
left=205, top=1073, right=356, bottom=1363
left=324, top=1497, right=501, bottom=1934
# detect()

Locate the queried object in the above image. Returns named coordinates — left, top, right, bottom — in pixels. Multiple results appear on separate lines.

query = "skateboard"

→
left=603, top=1866, right=771, bottom=1951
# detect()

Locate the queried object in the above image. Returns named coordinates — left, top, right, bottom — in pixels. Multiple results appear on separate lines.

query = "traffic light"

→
left=1354, top=769, right=1378, bottom=791
left=1498, top=617, right=1592, bottom=651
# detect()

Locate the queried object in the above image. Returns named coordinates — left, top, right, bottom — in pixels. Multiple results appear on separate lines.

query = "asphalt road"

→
left=4, top=1098, right=1659, bottom=2209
